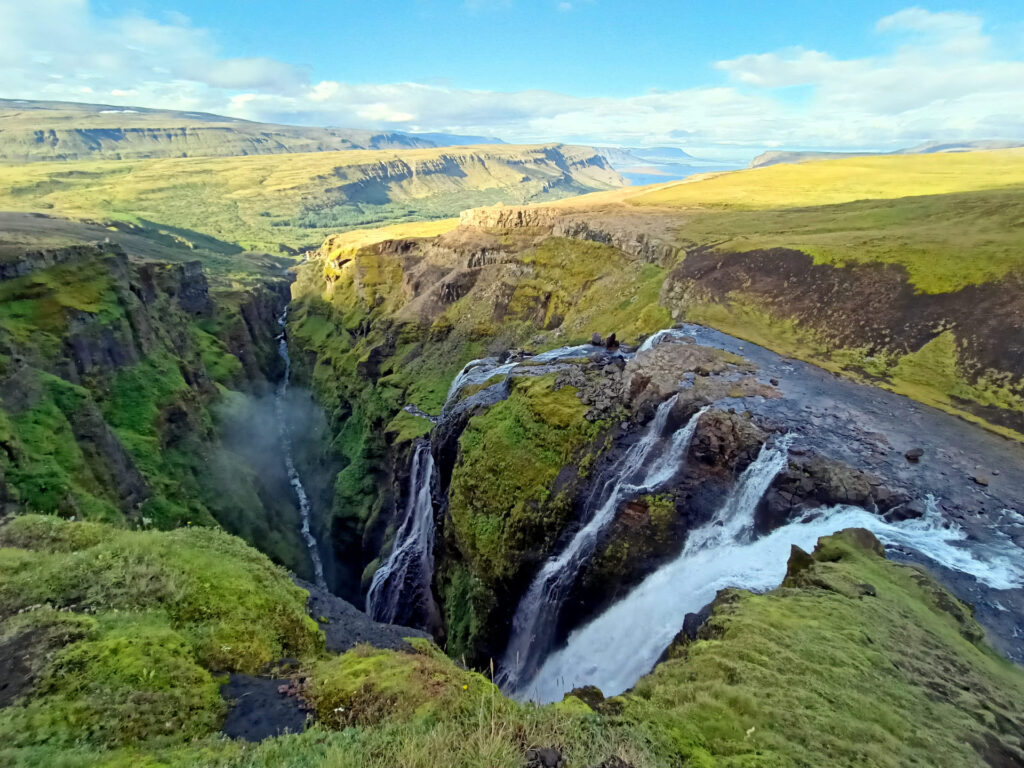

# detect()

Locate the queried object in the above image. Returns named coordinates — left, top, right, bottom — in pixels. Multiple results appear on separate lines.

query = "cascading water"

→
left=498, top=399, right=709, bottom=693
left=366, top=440, right=437, bottom=624
left=518, top=453, right=1024, bottom=703
left=275, top=309, right=327, bottom=590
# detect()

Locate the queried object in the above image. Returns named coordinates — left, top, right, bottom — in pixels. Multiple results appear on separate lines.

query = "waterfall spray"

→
left=275, top=309, right=327, bottom=590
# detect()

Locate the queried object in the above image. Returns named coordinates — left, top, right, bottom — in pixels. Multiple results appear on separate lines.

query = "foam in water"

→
left=519, top=472, right=1024, bottom=703
left=499, top=399, right=709, bottom=693
left=366, top=440, right=437, bottom=624
left=444, top=343, right=608, bottom=416
left=275, top=309, right=327, bottom=590
left=637, top=328, right=688, bottom=353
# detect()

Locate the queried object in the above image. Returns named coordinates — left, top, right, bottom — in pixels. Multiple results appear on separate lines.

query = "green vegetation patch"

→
left=0, top=516, right=322, bottom=673
left=448, top=374, right=603, bottom=585
left=619, top=529, right=1024, bottom=767
left=669, top=186, right=1024, bottom=293
left=308, top=640, right=494, bottom=728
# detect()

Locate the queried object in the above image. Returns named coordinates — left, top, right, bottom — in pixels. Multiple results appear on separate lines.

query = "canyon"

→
left=1, top=141, right=1023, bottom=767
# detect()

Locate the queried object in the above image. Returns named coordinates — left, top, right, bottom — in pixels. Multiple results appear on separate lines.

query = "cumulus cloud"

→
left=2, top=1, right=1023, bottom=156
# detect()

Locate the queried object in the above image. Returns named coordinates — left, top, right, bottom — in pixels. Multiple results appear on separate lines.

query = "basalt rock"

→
left=756, top=453, right=914, bottom=535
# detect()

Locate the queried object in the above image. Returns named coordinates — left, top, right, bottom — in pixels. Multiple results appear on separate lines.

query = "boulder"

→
left=905, top=447, right=924, bottom=462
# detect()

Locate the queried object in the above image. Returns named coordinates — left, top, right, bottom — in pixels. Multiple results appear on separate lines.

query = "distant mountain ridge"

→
left=750, top=139, right=1024, bottom=168
left=0, top=99, right=506, bottom=163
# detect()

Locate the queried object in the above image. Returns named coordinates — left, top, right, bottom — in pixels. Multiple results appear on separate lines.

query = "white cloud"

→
left=1, top=1, right=1023, bottom=156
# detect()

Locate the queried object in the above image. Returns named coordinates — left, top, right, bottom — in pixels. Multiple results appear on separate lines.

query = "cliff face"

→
left=0, top=99, right=438, bottom=162
left=0, top=143, right=626, bottom=253
left=0, top=239, right=324, bottom=576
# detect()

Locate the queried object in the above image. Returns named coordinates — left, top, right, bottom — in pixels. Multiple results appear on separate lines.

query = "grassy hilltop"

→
left=630, top=148, right=1024, bottom=291
left=0, top=143, right=622, bottom=253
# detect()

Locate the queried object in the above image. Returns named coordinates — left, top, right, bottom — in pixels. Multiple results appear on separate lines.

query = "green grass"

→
left=619, top=529, right=1024, bottom=767
left=4, top=522, right=1022, bottom=768
left=664, top=186, right=1024, bottom=293
left=0, top=145, right=619, bottom=252
left=633, top=148, right=1024, bottom=210
left=0, top=516, right=321, bottom=754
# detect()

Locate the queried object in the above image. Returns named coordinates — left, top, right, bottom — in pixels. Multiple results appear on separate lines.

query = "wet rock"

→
left=294, top=577, right=429, bottom=653
left=680, top=601, right=715, bottom=641
left=883, top=498, right=926, bottom=523
left=220, top=674, right=308, bottom=742
left=905, top=447, right=925, bottom=462
left=689, top=410, right=768, bottom=474
left=591, top=332, right=603, bottom=346
left=567, top=685, right=605, bottom=710
left=972, top=474, right=991, bottom=487
left=526, top=747, right=564, bottom=768
left=605, top=333, right=619, bottom=351
left=769, top=377, right=780, bottom=386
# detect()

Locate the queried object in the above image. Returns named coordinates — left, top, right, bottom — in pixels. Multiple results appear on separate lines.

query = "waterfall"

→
left=517, top=438, right=790, bottom=702
left=366, top=440, right=437, bottom=625
left=498, top=399, right=709, bottom=693
left=275, top=309, right=327, bottom=590
left=637, top=329, right=682, bottom=353
left=517, top=455, right=1024, bottom=704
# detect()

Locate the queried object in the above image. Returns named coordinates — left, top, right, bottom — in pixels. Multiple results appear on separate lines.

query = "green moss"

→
left=1, top=613, right=224, bottom=749
left=448, top=375, right=603, bottom=585
left=193, top=326, right=244, bottom=385
left=619, top=529, right=1024, bottom=767
left=384, top=409, right=434, bottom=445
left=5, top=373, right=121, bottom=520
left=584, top=494, right=679, bottom=592
left=891, top=330, right=1024, bottom=415
left=308, top=642, right=495, bottom=729
left=0, top=516, right=322, bottom=672
left=440, top=562, right=496, bottom=663
left=104, top=354, right=192, bottom=437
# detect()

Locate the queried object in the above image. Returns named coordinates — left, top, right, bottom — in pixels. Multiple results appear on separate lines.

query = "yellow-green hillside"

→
left=0, top=144, right=621, bottom=252
left=631, top=148, right=1024, bottom=210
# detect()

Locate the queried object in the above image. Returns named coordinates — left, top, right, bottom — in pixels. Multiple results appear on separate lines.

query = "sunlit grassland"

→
left=671, top=185, right=1024, bottom=292
left=631, top=148, right=1024, bottom=210
left=0, top=144, right=616, bottom=252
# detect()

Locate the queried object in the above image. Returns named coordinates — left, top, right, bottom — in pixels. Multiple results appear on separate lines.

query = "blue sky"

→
left=5, top=1, right=1024, bottom=159
left=89, top=1, right=1021, bottom=95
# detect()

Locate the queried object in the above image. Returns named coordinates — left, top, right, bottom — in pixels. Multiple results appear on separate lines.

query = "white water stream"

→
left=366, top=441, right=437, bottom=624
left=499, top=399, right=709, bottom=693
left=275, top=309, right=327, bottom=590
left=518, top=443, right=1024, bottom=703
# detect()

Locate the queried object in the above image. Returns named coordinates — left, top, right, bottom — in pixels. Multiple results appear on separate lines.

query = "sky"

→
left=3, top=0, right=1024, bottom=160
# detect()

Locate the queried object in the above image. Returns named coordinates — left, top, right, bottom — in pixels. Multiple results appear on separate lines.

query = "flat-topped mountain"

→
left=0, top=99, right=501, bottom=163
left=750, top=139, right=1024, bottom=168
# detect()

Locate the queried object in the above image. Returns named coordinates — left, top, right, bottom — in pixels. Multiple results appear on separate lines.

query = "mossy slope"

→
left=620, top=529, right=1024, bottom=767
left=0, top=515, right=320, bottom=754
left=4, top=522, right=1021, bottom=768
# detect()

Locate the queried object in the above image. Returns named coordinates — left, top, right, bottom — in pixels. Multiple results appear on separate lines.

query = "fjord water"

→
left=275, top=310, right=327, bottom=590
left=366, top=440, right=437, bottom=624
left=498, top=399, right=709, bottom=694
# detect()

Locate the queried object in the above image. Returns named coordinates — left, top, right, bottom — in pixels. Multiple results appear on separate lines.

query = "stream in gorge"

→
left=276, top=309, right=327, bottom=590
left=360, top=323, right=1024, bottom=702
